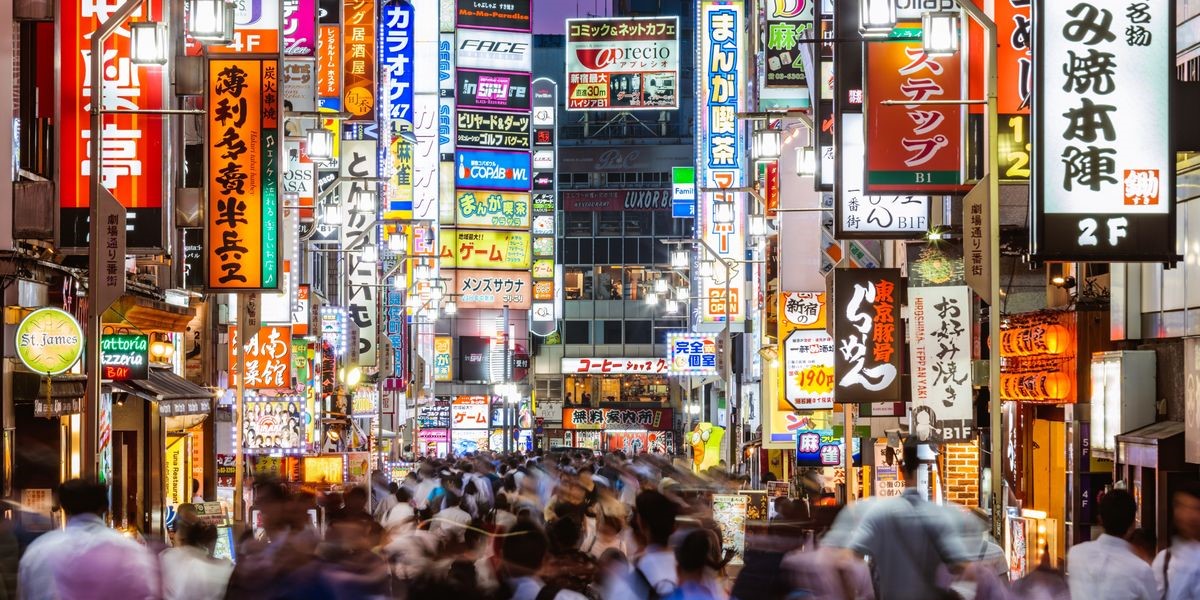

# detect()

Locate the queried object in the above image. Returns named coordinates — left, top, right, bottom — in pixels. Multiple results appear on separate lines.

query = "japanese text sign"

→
left=343, top=0, right=376, bottom=122
left=779, top=292, right=834, bottom=411
left=667, top=333, right=719, bottom=376
left=439, top=230, right=531, bottom=269
left=457, top=110, right=531, bottom=151
left=908, top=286, right=975, bottom=442
left=698, top=1, right=747, bottom=328
left=560, top=357, right=671, bottom=375
left=380, top=1, right=414, bottom=124
left=454, top=269, right=532, bottom=309
left=1032, top=0, right=1175, bottom=261
left=565, top=17, right=679, bottom=110
left=230, top=325, right=293, bottom=390
left=455, top=190, right=531, bottom=229
left=764, top=0, right=814, bottom=88
left=455, top=149, right=532, bottom=191
left=451, top=396, right=490, bottom=429
left=60, top=0, right=165, bottom=217
left=207, top=59, right=281, bottom=291
left=836, top=112, right=930, bottom=238
left=434, top=338, right=453, bottom=381
left=1000, top=311, right=1077, bottom=403
left=318, top=25, right=340, bottom=96
left=865, top=31, right=967, bottom=194
left=831, top=269, right=902, bottom=403
left=338, top=139, right=379, bottom=366
left=100, top=334, right=148, bottom=382
left=562, top=407, right=673, bottom=431
left=994, top=0, right=1032, bottom=114
left=419, top=400, right=451, bottom=428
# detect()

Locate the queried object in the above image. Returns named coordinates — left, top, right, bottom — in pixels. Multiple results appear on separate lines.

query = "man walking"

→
left=1153, top=482, right=1200, bottom=599
left=1067, top=488, right=1157, bottom=600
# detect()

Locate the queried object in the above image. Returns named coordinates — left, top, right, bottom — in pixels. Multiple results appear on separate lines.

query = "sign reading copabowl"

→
left=1032, top=0, right=1174, bottom=261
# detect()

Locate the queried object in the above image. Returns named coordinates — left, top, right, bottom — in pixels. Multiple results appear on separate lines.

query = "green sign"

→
left=99, top=334, right=149, bottom=381
left=15, top=308, right=84, bottom=375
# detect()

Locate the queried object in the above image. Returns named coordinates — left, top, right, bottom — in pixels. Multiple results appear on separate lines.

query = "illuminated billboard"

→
left=566, top=17, right=679, bottom=110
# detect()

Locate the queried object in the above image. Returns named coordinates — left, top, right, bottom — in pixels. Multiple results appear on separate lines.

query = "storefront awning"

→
left=114, top=368, right=214, bottom=417
left=13, top=372, right=86, bottom=418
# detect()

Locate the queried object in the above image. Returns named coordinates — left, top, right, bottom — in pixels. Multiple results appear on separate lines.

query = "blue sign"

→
left=380, top=1, right=414, bottom=123
left=795, top=430, right=862, bottom=467
left=455, top=149, right=532, bottom=191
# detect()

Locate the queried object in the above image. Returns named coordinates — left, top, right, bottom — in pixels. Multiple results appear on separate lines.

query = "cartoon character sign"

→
left=690, top=422, right=725, bottom=473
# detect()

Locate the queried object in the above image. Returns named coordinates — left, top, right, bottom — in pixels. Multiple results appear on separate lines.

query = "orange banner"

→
left=230, top=325, right=294, bottom=389
left=318, top=25, right=341, bottom=97
left=994, top=0, right=1031, bottom=115
left=207, top=60, right=280, bottom=290
left=865, top=31, right=967, bottom=194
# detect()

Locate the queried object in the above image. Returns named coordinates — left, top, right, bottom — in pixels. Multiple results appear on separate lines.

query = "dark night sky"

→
left=534, top=0, right=612, bottom=35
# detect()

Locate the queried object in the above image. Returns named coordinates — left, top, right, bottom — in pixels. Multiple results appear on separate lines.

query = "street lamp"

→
left=860, top=0, right=896, bottom=36
left=674, top=286, right=689, bottom=302
left=645, top=292, right=659, bottom=306
left=387, top=231, right=407, bottom=253
left=699, top=261, right=714, bottom=279
left=795, top=145, right=816, bottom=177
left=665, top=300, right=680, bottom=315
left=922, top=12, right=961, bottom=56
left=130, top=21, right=169, bottom=65
left=671, top=249, right=690, bottom=269
left=654, top=278, right=669, bottom=294
left=753, top=128, right=781, bottom=161
left=713, top=202, right=735, bottom=225
left=360, top=243, right=378, bottom=264
left=443, top=300, right=458, bottom=315
left=320, top=202, right=342, bottom=226
left=353, top=187, right=375, bottom=212
left=749, top=214, right=768, bottom=237
left=306, top=128, right=335, bottom=161
left=188, top=0, right=235, bottom=41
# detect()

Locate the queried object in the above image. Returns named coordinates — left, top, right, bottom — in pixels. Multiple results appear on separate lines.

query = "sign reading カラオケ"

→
left=831, top=269, right=902, bottom=403
left=1032, top=0, right=1175, bottom=261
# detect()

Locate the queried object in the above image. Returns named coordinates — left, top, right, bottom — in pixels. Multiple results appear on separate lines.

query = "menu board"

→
left=712, top=494, right=748, bottom=565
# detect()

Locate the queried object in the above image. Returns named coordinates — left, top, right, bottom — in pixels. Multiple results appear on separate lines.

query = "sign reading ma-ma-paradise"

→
left=456, top=149, right=532, bottom=191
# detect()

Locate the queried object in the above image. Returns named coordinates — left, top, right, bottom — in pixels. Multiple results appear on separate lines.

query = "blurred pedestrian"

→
left=1066, top=488, right=1157, bottom=600
left=160, top=514, right=233, bottom=600
left=18, top=479, right=159, bottom=600
left=494, top=518, right=587, bottom=600
left=608, top=490, right=680, bottom=599
left=1152, top=481, right=1200, bottom=599
left=666, top=529, right=724, bottom=600
left=847, top=442, right=972, bottom=600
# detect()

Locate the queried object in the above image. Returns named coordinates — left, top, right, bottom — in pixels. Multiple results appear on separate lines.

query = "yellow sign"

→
left=15, top=308, right=84, bottom=375
left=434, top=336, right=453, bottom=381
left=303, top=456, right=344, bottom=483
left=439, top=230, right=531, bottom=270
left=165, top=435, right=190, bottom=509
left=455, top=190, right=531, bottom=229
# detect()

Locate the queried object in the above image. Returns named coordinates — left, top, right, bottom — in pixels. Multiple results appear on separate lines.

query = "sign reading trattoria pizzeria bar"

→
left=831, top=269, right=903, bottom=403
left=1031, top=0, right=1175, bottom=262
left=562, top=406, right=674, bottom=430
left=560, top=358, right=671, bottom=375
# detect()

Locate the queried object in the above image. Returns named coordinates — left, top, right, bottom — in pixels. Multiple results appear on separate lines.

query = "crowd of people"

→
left=7, top=443, right=1200, bottom=599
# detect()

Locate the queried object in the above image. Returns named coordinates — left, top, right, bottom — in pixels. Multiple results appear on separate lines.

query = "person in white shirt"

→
left=159, top=516, right=233, bottom=600
left=497, top=518, right=588, bottom=600
left=18, top=479, right=159, bottom=600
left=1067, top=488, right=1158, bottom=600
left=1153, top=482, right=1200, bottom=600
left=381, top=488, right=417, bottom=535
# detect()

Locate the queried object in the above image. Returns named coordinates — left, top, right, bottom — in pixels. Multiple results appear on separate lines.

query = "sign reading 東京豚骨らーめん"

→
left=1032, top=0, right=1175, bottom=261
left=831, top=269, right=903, bottom=403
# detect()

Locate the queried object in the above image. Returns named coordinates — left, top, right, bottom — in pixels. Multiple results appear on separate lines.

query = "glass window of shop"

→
left=565, top=374, right=671, bottom=405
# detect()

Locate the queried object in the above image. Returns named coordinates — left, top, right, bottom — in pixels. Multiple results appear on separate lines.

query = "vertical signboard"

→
left=439, top=33, right=456, bottom=160
left=343, top=0, right=377, bottom=122
left=672, top=166, right=696, bottom=218
left=340, top=140, right=379, bottom=365
left=908, top=285, right=974, bottom=442
left=778, top=292, right=834, bottom=411
left=763, top=0, right=813, bottom=88
left=434, top=336, right=454, bottom=381
left=530, top=79, right=557, bottom=337
left=865, top=31, right=967, bottom=194
left=697, top=0, right=747, bottom=328
left=283, top=0, right=318, bottom=56
left=836, top=113, right=929, bottom=238
left=564, top=17, right=680, bottom=110
left=60, top=0, right=165, bottom=249
left=1032, top=0, right=1174, bottom=261
left=1185, top=338, right=1200, bottom=464
left=380, top=0, right=415, bottom=218
left=995, top=0, right=1032, bottom=114
left=207, top=59, right=281, bottom=291
left=414, top=0, right=441, bottom=223
left=831, top=269, right=902, bottom=403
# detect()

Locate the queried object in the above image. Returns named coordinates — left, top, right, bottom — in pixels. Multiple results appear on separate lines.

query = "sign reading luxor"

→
left=100, top=334, right=149, bottom=382
left=831, top=269, right=902, bottom=403
left=1032, top=0, right=1175, bottom=261
left=457, top=70, right=531, bottom=111
left=565, top=17, right=680, bottom=110
left=562, top=190, right=672, bottom=211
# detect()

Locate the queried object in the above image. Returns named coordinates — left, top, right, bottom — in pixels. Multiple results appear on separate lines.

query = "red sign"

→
left=994, top=0, right=1031, bottom=114
left=865, top=34, right=966, bottom=194
left=561, top=189, right=672, bottom=211
left=60, top=0, right=165, bottom=209
left=563, top=407, right=673, bottom=430
left=230, top=325, right=293, bottom=389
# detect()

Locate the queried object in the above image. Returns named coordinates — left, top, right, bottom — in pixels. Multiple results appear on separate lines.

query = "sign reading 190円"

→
left=1032, top=0, right=1175, bottom=262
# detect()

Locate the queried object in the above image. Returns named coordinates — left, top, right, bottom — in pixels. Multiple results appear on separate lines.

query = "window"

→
left=566, top=212, right=593, bottom=237
left=599, top=320, right=622, bottom=344
left=625, top=212, right=648, bottom=235
left=655, top=320, right=689, bottom=345
left=535, top=377, right=563, bottom=403
left=593, top=238, right=609, bottom=264
left=624, top=267, right=651, bottom=301
left=625, top=320, right=652, bottom=344
left=595, top=266, right=624, bottom=300
left=562, top=239, right=579, bottom=264
left=598, top=212, right=622, bottom=236
left=564, top=267, right=592, bottom=300
left=564, top=321, right=590, bottom=344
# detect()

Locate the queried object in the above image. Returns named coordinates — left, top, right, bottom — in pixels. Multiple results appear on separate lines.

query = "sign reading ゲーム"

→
left=15, top=308, right=85, bottom=375
left=100, top=334, right=149, bottom=382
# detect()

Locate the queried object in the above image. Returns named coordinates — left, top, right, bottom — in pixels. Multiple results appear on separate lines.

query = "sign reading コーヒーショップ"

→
left=1032, top=0, right=1175, bottom=261
left=16, top=308, right=84, bottom=375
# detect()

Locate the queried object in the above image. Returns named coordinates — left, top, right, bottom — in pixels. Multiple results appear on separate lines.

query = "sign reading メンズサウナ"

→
left=831, top=269, right=903, bottom=403
left=207, top=59, right=280, bottom=291
left=565, top=17, right=679, bottom=110
left=1032, top=0, right=1175, bottom=262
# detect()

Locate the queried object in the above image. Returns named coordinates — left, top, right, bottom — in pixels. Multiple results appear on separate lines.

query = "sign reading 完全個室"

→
left=667, top=333, right=719, bottom=376
left=1032, top=0, right=1175, bottom=261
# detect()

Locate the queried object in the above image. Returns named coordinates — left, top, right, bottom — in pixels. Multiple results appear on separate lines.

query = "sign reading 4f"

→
left=1031, top=0, right=1176, bottom=262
